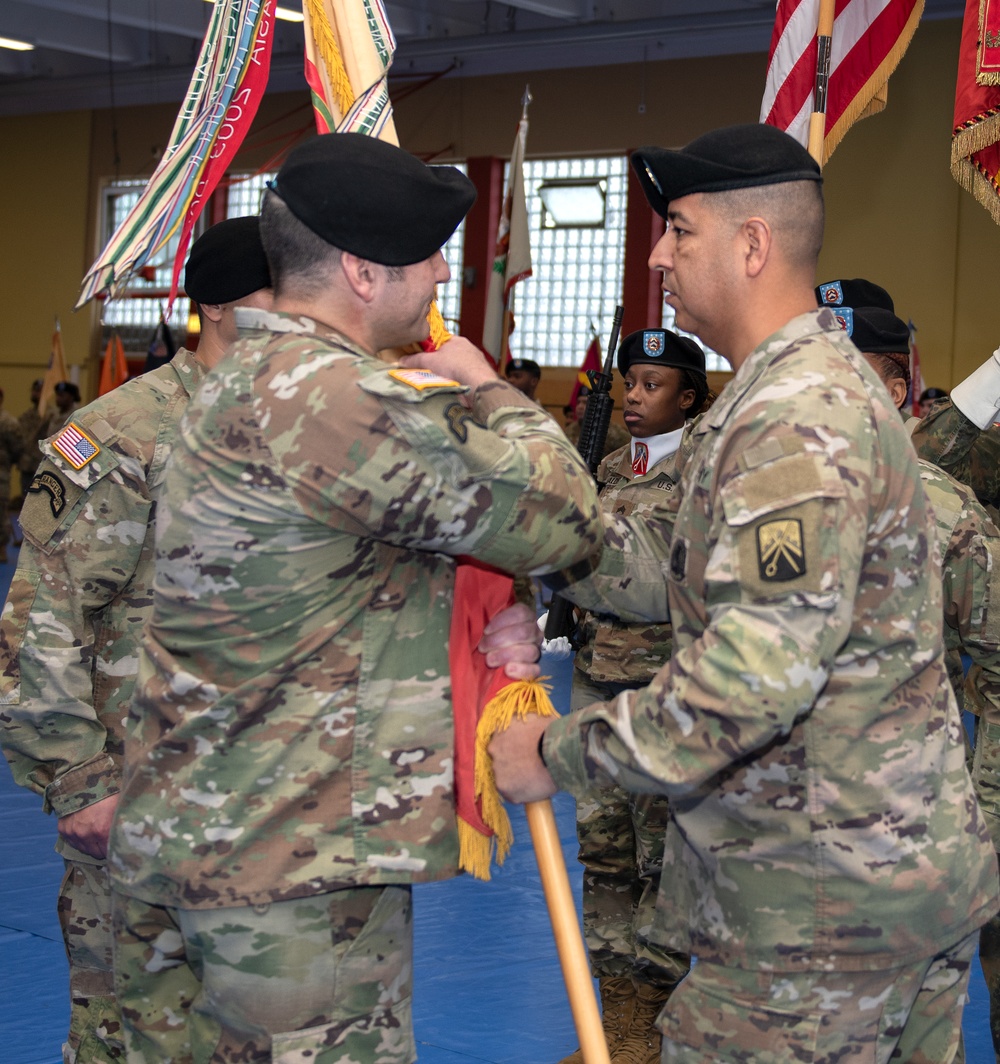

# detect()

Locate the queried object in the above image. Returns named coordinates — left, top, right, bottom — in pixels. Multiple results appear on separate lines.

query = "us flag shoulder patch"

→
left=52, top=422, right=100, bottom=469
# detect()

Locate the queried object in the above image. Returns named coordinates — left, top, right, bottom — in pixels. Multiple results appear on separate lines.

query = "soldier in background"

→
left=489, top=123, right=999, bottom=1062
left=558, top=328, right=707, bottom=1064
left=910, top=346, right=1000, bottom=512
left=17, top=377, right=43, bottom=499
left=0, top=387, right=24, bottom=564
left=0, top=216, right=273, bottom=1064
left=108, top=133, right=602, bottom=1063
left=504, top=355, right=542, bottom=400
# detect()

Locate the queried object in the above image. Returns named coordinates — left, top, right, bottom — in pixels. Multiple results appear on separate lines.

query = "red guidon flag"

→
left=952, top=0, right=1000, bottom=223
left=760, top=0, right=924, bottom=164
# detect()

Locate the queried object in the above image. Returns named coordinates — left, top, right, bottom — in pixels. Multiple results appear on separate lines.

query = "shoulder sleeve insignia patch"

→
left=388, top=368, right=460, bottom=390
left=757, top=518, right=806, bottom=581
left=27, top=471, right=68, bottom=518
left=51, top=422, right=101, bottom=470
left=444, top=401, right=475, bottom=443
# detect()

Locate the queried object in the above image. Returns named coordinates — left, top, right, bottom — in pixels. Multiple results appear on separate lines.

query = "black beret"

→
left=184, top=216, right=271, bottom=305
left=506, top=358, right=541, bottom=377
left=846, top=307, right=911, bottom=355
left=270, top=133, right=476, bottom=266
left=617, top=328, right=706, bottom=378
left=816, top=278, right=894, bottom=312
left=631, top=124, right=822, bottom=217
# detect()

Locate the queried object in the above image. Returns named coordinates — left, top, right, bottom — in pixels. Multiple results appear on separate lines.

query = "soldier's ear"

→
left=742, top=217, right=772, bottom=278
left=340, top=253, right=378, bottom=303
left=199, top=303, right=225, bottom=324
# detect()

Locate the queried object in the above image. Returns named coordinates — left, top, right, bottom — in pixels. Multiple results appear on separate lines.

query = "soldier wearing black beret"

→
left=0, top=215, right=273, bottom=1064
left=505, top=356, right=542, bottom=400
left=108, top=133, right=602, bottom=1063
left=490, top=122, right=998, bottom=1064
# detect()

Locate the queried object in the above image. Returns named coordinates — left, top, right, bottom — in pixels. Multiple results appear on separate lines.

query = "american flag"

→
left=52, top=424, right=100, bottom=469
left=760, top=0, right=924, bottom=164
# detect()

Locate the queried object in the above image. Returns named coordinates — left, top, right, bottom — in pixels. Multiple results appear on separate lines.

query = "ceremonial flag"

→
left=482, top=111, right=533, bottom=367
left=38, top=318, right=70, bottom=417
left=302, top=0, right=398, bottom=140
left=569, top=331, right=602, bottom=411
left=952, top=0, right=1000, bottom=223
left=77, top=0, right=276, bottom=309
left=760, top=0, right=924, bottom=163
left=98, top=333, right=129, bottom=396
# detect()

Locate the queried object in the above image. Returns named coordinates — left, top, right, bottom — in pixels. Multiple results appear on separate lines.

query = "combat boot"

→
left=556, top=975, right=635, bottom=1064
left=611, top=980, right=671, bottom=1064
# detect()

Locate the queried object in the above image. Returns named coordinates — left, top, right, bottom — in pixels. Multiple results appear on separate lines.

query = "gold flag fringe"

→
left=304, top=0, right=355, bottom=119
left=459, top=677, right=558, bottom=881
left=426, top=301, right=451, bottom=349
left=822, top=1, right=924, bottom=164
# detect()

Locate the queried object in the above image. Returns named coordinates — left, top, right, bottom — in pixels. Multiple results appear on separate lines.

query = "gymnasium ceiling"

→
left=0, top=0, right=966, bottom=117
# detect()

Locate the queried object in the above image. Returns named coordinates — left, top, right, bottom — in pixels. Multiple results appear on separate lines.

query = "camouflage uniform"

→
left=912, top=403, right=1000, bottom=1061
left=543, top=309, right=1000, bottom=1059
left=0, top=348, right=206, bottom=1064
left=0, top=407, right=24, bottom=555
left=108, top=309, right=603, bottom=1062
left=571, top=442, right=689, bottom=994
left=910, top=399, right=1000, bottom=507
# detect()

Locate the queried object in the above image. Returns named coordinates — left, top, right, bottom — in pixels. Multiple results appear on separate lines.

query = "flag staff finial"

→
left=521, top=84, right=532, bottom=120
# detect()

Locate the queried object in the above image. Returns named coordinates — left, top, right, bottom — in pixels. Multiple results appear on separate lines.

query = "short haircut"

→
left=260, top=190, right=342, bottom=298
left=711, top=180, right=824, bottom=270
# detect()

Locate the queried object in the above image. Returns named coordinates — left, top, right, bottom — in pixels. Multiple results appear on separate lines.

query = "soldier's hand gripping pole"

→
left=543, top=305, right=625, bottom=643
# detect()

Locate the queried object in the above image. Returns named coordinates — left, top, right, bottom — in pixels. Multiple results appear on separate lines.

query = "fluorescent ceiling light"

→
left=538, top=180, right=607, bottom=228
left=202, top=1, right=303, bottom=22
left=0, top=35, right=34, bottom=51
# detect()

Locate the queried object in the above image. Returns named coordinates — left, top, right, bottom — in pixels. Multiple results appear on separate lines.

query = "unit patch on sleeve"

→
left=444, top=402, right=475, bottom=443
left=756, top=518, right=806, bottom=582
left=27, top=471, right=68, bottom=518
left=51, top=423, right=101, bottom=470
left=388, top=368, right=460, bottom=390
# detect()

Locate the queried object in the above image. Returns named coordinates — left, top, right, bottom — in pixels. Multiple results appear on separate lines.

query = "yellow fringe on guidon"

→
left=460, top=678, right=558, bottom=881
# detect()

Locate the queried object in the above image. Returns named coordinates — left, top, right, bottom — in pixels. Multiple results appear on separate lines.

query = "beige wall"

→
left=1, top=17, right=996, bottom=405
left=1, top=110, right=96, bottom=411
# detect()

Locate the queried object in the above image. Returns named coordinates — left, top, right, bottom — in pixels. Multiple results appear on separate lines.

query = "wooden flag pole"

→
left=526, top=800, right=612, bottom=1064
left=806, top=0, right=837, bottom=166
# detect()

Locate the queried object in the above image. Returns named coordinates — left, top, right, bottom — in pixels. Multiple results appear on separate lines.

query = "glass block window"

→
left=99, top=180, right=192, bottom=355
left=226, top=167, right=467, bottom=332
left=660, top=304, right=730, bottom=373
left=507, top=155, right=629, bottom=367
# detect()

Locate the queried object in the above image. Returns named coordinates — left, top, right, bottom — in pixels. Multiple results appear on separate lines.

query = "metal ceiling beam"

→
left=2, top=3, right=147, bottom=64
left=11, top=0, right=210, bottom=41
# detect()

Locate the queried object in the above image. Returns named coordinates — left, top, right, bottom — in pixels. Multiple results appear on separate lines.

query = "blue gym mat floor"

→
left=0, top=543, right=995, bottom=1063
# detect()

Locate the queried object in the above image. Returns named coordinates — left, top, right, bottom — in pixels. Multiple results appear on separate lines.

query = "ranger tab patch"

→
left=52, top=423, right=100, bottom=469
left=757, top=518, right=806, bottom=582
left=388, top=368, right=459, bottom=390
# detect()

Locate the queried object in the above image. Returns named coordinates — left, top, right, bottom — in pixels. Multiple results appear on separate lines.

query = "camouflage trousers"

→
left=59, top=859, right=126, bottom=1063
left=570, top=673, right=690, bottom=991
left=111, top=884, right=414, bottom=1064
left=658, top=929, right=977, bottom=1063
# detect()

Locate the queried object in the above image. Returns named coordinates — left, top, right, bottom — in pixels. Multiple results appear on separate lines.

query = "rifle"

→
left=543, top=304, right=624, bottom=643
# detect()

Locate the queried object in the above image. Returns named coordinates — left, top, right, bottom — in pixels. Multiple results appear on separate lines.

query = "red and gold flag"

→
left=569, top=333, right=602, bottom=411
left=952, top=0, right=1000, bottom=223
